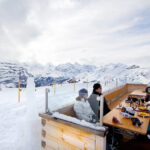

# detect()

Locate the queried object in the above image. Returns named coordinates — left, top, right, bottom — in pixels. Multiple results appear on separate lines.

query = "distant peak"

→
left=126, top=65, right=140, bottom=69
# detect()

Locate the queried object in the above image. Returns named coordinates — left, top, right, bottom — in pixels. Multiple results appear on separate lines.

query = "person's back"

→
left=73, top=88, right=96, bottom=123
left=88, top=94, right=99, bottom=120
left=88, top=83, right=110, bottom=121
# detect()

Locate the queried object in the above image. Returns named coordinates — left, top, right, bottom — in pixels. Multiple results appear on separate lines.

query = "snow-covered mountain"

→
left=0, top=62, right=32, bottom=88
left=0, top=62, right=150, bottom=88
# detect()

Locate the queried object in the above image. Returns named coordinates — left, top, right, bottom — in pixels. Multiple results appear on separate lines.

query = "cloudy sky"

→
left=0, top=0, right=150, bottom=67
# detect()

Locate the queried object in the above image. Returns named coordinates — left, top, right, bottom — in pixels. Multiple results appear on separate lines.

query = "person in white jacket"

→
left=73, top=88, right=97, bottom=123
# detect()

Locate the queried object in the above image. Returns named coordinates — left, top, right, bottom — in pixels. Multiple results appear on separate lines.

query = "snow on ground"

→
left=0, top=79, right=124, bottom=150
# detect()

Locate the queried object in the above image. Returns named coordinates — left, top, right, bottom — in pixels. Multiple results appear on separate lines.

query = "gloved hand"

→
left=89, top=114, right=97, bottom=123
left=131, top=117, right=143, bottom=127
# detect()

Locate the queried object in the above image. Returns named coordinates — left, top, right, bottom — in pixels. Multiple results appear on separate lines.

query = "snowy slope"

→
left=0, top=78, right=121, bottom=150
left=0, top=62, right=150, bottom=88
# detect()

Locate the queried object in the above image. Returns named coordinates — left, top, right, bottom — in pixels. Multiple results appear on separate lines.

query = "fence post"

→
left=87, top=79, right=88, bottom=90
left=74, top=79, right=75, bottom=92
left=18, top=78, right=20, bottom=103
left=100, top=95, right=104, bottom=126
left=116, top=79, right=118, bottom=87
left=45, top=88, right=50, bottom=113
left=54, top=78, right=56, bottom=94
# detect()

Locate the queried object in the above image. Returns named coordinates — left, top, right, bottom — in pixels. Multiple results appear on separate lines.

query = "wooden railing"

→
left=104, top=83, right=147, bottom=106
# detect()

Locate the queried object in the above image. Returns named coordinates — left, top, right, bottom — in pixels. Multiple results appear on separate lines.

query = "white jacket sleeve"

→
left=73, top=101, right=92, bottom=122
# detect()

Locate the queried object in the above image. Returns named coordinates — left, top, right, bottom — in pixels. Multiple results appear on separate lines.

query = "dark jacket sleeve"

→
left=103, top=97, right=110, bottom=115
left=98, top=97, right=110, bottom=117
left=145, top=95, right=150, bottom=102
left=146, top=87, right=150, bottom=93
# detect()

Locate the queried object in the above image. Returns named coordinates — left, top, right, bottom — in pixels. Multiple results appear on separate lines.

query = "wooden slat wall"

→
left=104, top=84, right=147, bottom=104
left=104, top=85, right=128, bottom=103
left=96, top=136, right=106, bottom=150
left=126, top=84, right=147, bottom=92
left=41, top=118, right=106, bottom=150
left=56, top=104, right=76, bottom=117
left=108, top=92, right=131, bottom=110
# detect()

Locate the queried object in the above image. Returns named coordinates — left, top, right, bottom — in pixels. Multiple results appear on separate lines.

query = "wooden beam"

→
left=42, top=119, right=46, bottom=126
left=39, top=113, right=108, bottom=137
left=96, top=136, right=106, bottom=150
left=42, top=129, right=46, bottom=138
left=41, top=141, right=46, bottom=148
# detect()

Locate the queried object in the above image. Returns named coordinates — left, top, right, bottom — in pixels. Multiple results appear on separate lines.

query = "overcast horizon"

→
left=0, top=0, right=150, bottom=67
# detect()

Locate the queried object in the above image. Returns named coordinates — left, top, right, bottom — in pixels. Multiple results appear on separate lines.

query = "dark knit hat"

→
left=93, top=83, right=102, bottom=90
left=79, top=88, right=88, bottom=97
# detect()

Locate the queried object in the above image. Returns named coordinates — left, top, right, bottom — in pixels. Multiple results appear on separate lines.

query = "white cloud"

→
left=0, top=0, right=150, bottom=67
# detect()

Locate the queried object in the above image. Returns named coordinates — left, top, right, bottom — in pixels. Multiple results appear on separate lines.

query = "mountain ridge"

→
left=0, top=62, right=149, bottom=88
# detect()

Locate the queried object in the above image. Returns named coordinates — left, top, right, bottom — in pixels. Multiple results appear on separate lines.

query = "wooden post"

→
left=116, top=78, right=118, bottom=87
left=125, top=76, right=127, bottom=84
left=54, top=78, right=56, bottom=94
left=41, top=141, right=46, bottom=148
left=42, top=130, right=46, bottom=138
left=87, top=79, right=88, bottom=90
left=96, top=136, right=106, bottom=150
left=100, top=95, right=104, bottom=126
left=18, top=78, right=20, bottom=103
left=45, top=88, right=50, bottom=113
left=41, top=119, right=46, bottom=126
left=74, top=80, right=75, bottom=92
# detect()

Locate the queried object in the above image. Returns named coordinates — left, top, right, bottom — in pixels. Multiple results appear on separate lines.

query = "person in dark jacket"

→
left=145, top=84, right=150, bottom=102
left=88, top=83, right=110, bottom=121
left=88, top=83, right=122, bottom=149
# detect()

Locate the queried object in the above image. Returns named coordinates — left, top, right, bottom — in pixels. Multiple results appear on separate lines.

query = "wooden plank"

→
left=41, top=140, right=46, bottom=148
left=43, top=132, right=95, bottom=150
left=56, top=104, right=76, bottom=117
left=108, top=92, right=131, bottom=110
left=127, top=84, right=147, bottom=92
left=107, top=84, right=146, bottom=109
left=130, top=90, right=146, bottom=97
left=41, top=137, right=59, bottom=150
left=41, top=124, right=61, bottom=150
left=104, top=85, right=128, bottom=102
left=45, top=119, right=95, bottom=140
left=61, top=129, right=95, bottom=149
left=40, top=113, right=106, bottom=137
left=58, top=139, right=80, bottom=150
left=42, top=122, right=62, bottom=139
left=42, top=129, right=46, bottom=138
left=42, top=121, right=95, bottom=150
left=104, top=84, right=146, bottom=103
left=41, top=119, right=46, bottom=126
left=42, top=131, right=92, bottom=150
left=96, top=136, right=106, bottom=150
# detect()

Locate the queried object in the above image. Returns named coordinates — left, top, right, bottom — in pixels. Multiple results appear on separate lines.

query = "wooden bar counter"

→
left=103, top=98, right=149, bottom=135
